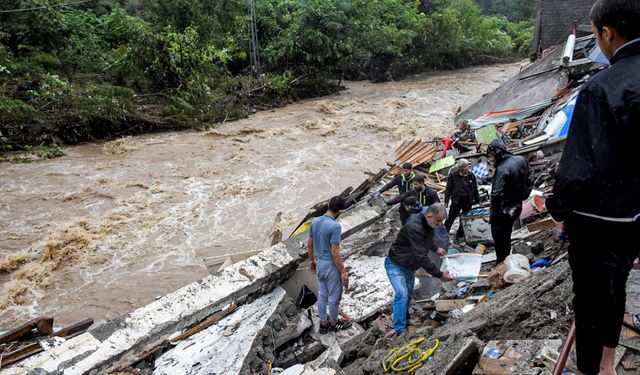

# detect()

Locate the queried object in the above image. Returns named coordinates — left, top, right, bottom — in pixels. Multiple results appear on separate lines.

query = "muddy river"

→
left=0, top=63, right=523, bottom=330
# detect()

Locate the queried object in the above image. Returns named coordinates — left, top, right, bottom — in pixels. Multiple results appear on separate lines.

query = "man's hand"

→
left=436, top=248, right=447, bottom=257
left=440, top=271, right=455, bottom=281
left=555, top=221, right=567, bottom=241
left=310, top=260, right=317, bottom=274
left=341, top=270, right=349, bottom=289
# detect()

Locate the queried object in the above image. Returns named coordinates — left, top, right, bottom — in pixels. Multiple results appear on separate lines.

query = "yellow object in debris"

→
left=382, top=337, right=439, bottom=373
left=291, top=220, right=312, bottom=237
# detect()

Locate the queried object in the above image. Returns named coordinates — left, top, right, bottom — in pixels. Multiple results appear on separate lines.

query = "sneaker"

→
left=330, top=319, right=353, bottom=332
left=319, top=322, right=331, bottom=334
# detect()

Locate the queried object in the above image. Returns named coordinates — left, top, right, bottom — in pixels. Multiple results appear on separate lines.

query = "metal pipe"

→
left=553, top=320, right=576, bottom=375
left=562, top=34, right=576, bottom=65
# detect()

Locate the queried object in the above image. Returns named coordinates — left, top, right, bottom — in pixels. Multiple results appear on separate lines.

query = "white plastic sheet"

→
left=440, top=253, right=483, bottom=282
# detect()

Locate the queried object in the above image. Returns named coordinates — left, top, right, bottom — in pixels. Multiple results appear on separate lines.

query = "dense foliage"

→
left=0, top=0, right=534, bottom=150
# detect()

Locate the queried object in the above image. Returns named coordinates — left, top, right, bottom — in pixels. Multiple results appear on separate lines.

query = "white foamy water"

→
left=0, top=63, right=523, bottom=329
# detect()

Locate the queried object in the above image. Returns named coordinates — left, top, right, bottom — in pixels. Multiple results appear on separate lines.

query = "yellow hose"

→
left=382, top=337, right=439, bottom=373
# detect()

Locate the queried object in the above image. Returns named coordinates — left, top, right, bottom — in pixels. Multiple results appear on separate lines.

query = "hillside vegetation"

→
left=0, top=0, right=534, bottom=152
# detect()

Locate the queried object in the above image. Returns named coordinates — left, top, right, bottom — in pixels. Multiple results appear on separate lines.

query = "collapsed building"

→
left=1, top=34, right=640, bottom=375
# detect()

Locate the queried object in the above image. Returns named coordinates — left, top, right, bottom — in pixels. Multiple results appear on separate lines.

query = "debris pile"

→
left=2, top=34, right=640, bottom=375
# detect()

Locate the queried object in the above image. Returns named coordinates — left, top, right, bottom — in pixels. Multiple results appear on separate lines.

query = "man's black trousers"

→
left=565, top=214, right=639, bottom=374
left=490, top=206, right=521, bottom=264
left=445, top=199, right=472, bottom=238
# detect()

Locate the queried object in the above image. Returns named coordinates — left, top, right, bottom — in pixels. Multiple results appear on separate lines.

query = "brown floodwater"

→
left=0, top=63, right=523, bottom=330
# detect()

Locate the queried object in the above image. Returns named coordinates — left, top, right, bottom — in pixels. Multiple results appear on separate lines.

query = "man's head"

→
left=487, top=139, right=508, bottom=163
left=414, top=175, right=426, bottom=191
left=401, top=162, right=413, bottom=176
left=327, top=196, right=345, bottom=214
left=424, top=203, right=447, bottom=228
left=402, top=196, right=418, bottom=212
left=457, top=159, right=470, bottom=175
left=590, top=0, right=640, bottom=59
left=458, top=120, right=469, bottom=132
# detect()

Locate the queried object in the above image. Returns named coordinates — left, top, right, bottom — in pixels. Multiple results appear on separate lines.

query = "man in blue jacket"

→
left=547, top=1, right=640, bottom=374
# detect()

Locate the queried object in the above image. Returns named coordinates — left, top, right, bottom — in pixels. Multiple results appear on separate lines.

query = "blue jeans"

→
left=385, top=257, right=416, bottom=333
left=316, top=260, right=343, bottom=324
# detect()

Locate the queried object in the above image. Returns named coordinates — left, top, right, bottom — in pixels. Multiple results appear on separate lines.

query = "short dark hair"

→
left=414, top=175, right=426, bottom=184
left=401, top=162, right=413, bottom=170
left=328, top=196, right=345, bottom=212
left=591, top=0, right=640, bottom=40
left=402, top=196, right=418, bottom=206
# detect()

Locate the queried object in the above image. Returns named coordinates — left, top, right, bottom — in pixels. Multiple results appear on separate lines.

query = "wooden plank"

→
left=526, top=218, right=556, bottom=232
left=0, top=319, right=92, bottom=368
left=0, top=317, right=54, bottom=345
left=407, top=146, right=437, bottom=165
left=395, top=140, right=420, bottom=161
left=412, top=148, right=438, bottom=165
left=405, top=147, right=434, bottom=166
left=396, top=141, right=426, bottom=162
left=442, top=338, right=483, bottom=375
left=395, top=143, right=422, bottom=163
left=170, top=304, right=238, bottom=344
left=435, top=299, right=473, bottom=312
left=523, top=134, right=550, bottom=146
left=395, top=140, right=410, bottom=155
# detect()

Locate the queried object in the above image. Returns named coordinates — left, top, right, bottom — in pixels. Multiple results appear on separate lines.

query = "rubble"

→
left=3, top=33, right=639, bottom=375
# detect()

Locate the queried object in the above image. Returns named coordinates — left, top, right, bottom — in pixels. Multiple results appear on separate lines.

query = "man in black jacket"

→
left=386, top=176, right=440, bottom=225
left=374, top=162, right=416, bottom=196
left=487, top=139, right=532, bottom=264
left=444, top=159, right=480, bottom=240
left=546, top=2, right=640, bottom=374
left=385, top=203, right=454, bottom=335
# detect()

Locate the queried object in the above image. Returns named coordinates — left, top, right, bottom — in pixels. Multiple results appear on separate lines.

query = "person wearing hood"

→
left=487, top=139, right=532, bottom=264
left=546, top=1, right=640, bottom=374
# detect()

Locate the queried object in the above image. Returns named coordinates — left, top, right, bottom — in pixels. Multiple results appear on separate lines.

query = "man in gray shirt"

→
left=308, top=196, right=352, bottom=334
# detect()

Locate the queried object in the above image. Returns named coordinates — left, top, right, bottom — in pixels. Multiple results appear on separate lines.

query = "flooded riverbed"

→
left=0, top=63, right=523, bottom=330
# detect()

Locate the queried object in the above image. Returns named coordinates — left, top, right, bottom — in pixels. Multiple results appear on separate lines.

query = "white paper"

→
left=440, top=253, right=483, bottom=282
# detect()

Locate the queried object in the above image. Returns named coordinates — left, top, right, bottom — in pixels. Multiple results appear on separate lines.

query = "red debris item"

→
left=441, top=137, right=454, bottom=158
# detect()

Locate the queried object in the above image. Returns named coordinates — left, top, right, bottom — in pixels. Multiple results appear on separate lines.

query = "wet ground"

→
left=0, top=62, right=524, bottom=330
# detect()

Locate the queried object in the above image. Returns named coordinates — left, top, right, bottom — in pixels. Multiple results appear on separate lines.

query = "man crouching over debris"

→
left=307, top=196, right=352, bottom=334
left=547, top=1, right=640, bottom=374
left=385, top=203, right=454, bottom=336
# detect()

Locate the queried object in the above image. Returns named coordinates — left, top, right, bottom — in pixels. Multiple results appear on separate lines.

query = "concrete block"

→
left=153, top=288, right=287, bottom=375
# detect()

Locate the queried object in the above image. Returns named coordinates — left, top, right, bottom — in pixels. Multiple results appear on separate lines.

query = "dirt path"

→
left=0, top=62, right=524, bottom=330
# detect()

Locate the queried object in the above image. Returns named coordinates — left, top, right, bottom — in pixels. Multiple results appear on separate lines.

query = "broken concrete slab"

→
left=339, top=256, right=394, bottom=323
left=338, top=205, right=386, bottom=239
left=3, top=241, right=306, bottom=375
left=3, top=201, right=387, bottom=374
left=153, top=287, right=287, bottom=375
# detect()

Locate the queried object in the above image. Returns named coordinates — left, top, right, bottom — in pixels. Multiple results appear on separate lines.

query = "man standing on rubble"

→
left=444, top=159, right=480, bottom=241
left=386, top=175, right=440, bottom=225
left=487, top=139, right=532, bottom=264
left=308, top=196, right=352, bottom=334
left=385, top=203, right=454, bottom=336
left=372, top=162, right=416, bottom=196
left=546, top=1, right=640, bottom=374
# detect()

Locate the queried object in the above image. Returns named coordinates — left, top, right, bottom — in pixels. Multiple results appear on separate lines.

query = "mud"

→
left=0, top=63, right=523, bottom=330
